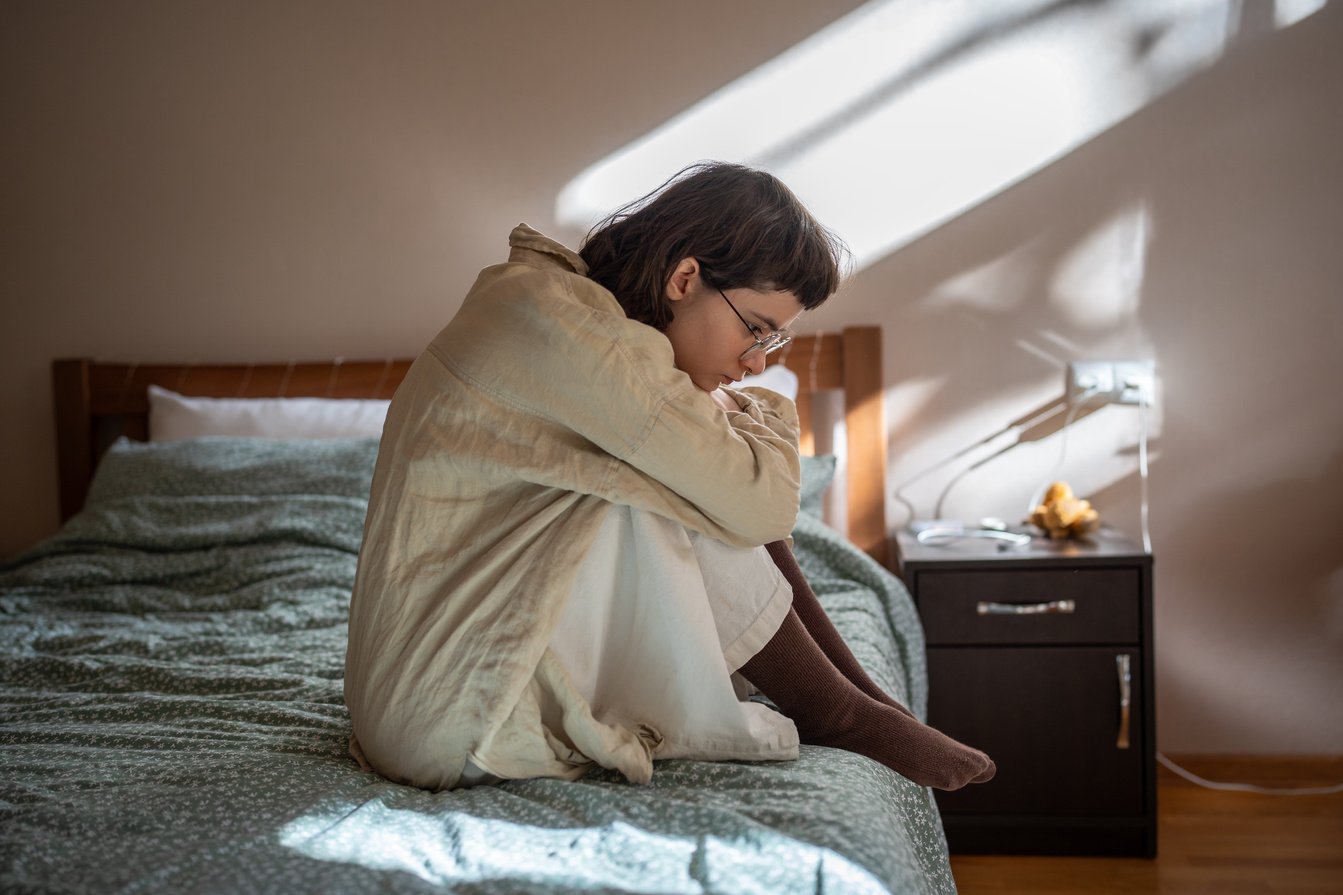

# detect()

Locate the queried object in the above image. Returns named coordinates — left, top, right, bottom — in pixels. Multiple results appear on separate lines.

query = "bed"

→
left=1, top=327, right=954, bottom=894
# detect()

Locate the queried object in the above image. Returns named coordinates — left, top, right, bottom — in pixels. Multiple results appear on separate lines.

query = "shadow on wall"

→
left=804, top=4, right=1342, bottom=750
left=865, top=172, right=1157, bottom=525
left=814, top=2, right=1340, bottom=519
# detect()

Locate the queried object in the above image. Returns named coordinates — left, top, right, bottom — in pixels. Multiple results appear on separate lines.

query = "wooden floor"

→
left=949, top=756, right=1343, bottom=894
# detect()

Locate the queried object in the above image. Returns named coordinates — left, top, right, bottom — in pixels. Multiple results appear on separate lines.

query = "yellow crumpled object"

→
left=1029, top=481, right=1100, bottom=540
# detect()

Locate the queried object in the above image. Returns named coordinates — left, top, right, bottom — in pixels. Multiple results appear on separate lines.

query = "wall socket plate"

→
left=1113, top=360, right=1155, bottom=405
left=1066, top=360, right=1155, bottom=407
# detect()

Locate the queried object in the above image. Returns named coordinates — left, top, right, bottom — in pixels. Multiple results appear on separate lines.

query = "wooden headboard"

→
left=51, top=325, right=888, bottom=566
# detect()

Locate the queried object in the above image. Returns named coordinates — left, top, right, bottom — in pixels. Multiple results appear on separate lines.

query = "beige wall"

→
left=3, top=1, right=1339, bottom=753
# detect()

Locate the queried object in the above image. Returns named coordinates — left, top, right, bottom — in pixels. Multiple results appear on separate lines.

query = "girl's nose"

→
left=742, top=351, right=767, bottom=377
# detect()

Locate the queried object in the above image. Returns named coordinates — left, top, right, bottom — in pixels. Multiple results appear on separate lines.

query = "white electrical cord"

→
left=936, top=384, right=1110, bottom=523
left=895, top=367, right=1337, bottom=795
left=914, top=372, right=1338, bottom=794
left=1137, top=384, right=1152, bottom=554
left=1023, top=385, right=1106, bottom=517
left=1136, top=376, right=1342, bottom=797
left=895, top=401, right=1068, bottom=526
left=1157, top=752, right=1343, bottom=795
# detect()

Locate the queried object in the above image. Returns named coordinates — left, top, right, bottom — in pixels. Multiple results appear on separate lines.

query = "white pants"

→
left=459, top=505, right=798, bottom=786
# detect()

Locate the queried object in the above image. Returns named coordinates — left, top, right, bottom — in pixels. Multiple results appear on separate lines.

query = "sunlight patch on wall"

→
left=558, top=0, right=1326, bottom=271
left=921, top=241, right=1050, bottom=313
left=1276, top=0, right=1329, bottom=28
left=1050, top=201, right=1152, bottom=329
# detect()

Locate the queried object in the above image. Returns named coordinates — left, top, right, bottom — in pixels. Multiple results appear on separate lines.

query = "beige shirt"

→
left=344, top=224, right=801, bottom=790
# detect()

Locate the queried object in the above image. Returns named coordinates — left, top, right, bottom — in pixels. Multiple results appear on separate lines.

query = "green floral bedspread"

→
left=0, top=438, right=952, bottom=894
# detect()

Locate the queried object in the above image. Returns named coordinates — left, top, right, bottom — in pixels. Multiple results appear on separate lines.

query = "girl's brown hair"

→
left=579, top=162, right=848, bottom=330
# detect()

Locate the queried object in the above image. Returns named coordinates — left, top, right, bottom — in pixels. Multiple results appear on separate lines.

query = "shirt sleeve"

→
left=616, top=384, right=801, bottom=547
left=432, top=266, right=802, bottom=545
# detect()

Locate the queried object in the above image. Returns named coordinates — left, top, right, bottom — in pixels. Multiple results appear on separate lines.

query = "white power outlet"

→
left=1065, top=360, right=1155, bottom=407
left=1113, top=360, right=1155, bottom=405
left=1066, top=361, right=1115, bottom=406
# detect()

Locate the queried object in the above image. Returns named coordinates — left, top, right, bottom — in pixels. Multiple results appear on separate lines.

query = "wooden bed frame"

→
left=51, top=326, right=888, bottom=566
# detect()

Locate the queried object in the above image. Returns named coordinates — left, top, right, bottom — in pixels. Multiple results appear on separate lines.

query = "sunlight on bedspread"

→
left=279, top=804, right=891, bottom=894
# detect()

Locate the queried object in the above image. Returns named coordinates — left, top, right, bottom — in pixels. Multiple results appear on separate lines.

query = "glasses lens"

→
left=742, top=333, right=791, bottom=359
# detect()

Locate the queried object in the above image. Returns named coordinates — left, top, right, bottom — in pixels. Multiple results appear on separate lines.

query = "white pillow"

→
left=740, top=365, right=799, bottom=400
left=147, top=385, right=391, bottom=442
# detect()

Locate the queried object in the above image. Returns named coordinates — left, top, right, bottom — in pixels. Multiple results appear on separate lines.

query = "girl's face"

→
left=662, top=257, right=805, bottom=393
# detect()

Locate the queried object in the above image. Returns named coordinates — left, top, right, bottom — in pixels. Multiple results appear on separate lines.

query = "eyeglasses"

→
left=715, top=287, right=793, bottom=359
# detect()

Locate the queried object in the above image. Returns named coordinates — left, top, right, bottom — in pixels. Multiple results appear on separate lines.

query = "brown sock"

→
left=765, top=540, right=917, bottom=719
left=741, top=609, right=996, bottom=791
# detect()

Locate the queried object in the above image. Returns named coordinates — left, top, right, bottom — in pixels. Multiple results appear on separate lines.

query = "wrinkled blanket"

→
left=0, top=438, right=950, bottom=894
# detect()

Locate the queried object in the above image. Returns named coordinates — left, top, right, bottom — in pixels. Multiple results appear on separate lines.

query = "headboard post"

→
left=841, top=327, right=889, bottom=569
left=52, top=359, right=93, bottom=522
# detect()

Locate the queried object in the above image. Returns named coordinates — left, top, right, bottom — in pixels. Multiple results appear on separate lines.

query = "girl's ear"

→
left=664, top=257, right=701, bottom=303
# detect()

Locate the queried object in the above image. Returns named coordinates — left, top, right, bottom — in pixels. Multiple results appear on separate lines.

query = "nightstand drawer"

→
left=916, top=568, right=1140, bottom=645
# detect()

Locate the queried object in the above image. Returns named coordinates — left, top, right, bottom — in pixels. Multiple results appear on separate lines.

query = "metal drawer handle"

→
left=976, top=599, right=1076, bottom=615
left=1116, top=653, right=1132, bottom=749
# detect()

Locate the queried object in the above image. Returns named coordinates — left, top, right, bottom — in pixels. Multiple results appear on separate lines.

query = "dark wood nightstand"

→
left=895, top=527, right=1156, bottom=857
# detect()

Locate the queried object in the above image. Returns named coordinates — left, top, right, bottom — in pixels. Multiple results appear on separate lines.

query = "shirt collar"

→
left=507, top=224, right=589, bottom=276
